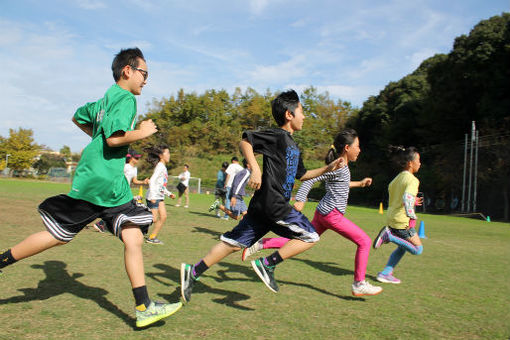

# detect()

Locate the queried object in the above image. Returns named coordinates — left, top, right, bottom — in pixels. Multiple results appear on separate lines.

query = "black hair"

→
left=221, top=161, right=229, bottom=169
left=271, top=90, right=300, bottom=126
left=184, top=164, right=189, bottom=169
left=325, top=129, right=358, bottom=164
left=144, top=144, right=169, bottom=166
left=112, top=47, right=145, bottom=82
left=242, top=158, right=248, bottom=168
left=231, top=156, right=239, bottom=162
left=388, top=145, right=419, bottom=170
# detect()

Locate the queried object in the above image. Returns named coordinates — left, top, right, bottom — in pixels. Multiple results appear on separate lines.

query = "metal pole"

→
left=473, top=130, right=479, bottom=212
left=467, top=121, right=475, bottom=213
left=461, top=134, right=468, bottom=212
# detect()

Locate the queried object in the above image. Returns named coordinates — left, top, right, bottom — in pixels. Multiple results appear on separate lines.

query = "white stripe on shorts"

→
left=39, top=209, right=77, bottom=242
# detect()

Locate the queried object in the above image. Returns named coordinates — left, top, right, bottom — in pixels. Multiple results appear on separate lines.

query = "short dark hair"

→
left=221, top=162, right=229, bottom=169
left=231, top=156, right=239, bottom=162
left=271, top=90, right=300, bottom=126
left=184, top=164, right=189, bottom=169
left=112, top=48, right=145, bottom=82
left=242, top=158, right=248, bottom=168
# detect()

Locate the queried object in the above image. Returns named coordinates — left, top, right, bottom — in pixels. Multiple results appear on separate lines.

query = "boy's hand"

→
left=230, top=197, right=237, bottom=208
left=326, top=157, right=345, bottom=172
left=139, top=119, right=158, bottom=137
left=293, top=201, right=305, bottom=211
left=360, top=177, right=372, bottom=187
left=248, top=167, right=262, bottom=190
left=144, top=178, right=150, bottom=184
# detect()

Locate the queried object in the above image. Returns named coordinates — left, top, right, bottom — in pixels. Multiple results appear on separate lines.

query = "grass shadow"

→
left=0, top=261, right=145, bottom=329
left=190, top=226, right=222, bottom=238
left=147, top=263, right=254, bottom=311
left=290, top=258, right=378, bottom=282
left=188, top=211, right=223, bottom=219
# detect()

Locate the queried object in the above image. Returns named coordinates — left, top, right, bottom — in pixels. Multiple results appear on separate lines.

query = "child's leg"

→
left=381, top=246, right=406, bottom=275
left=386, top=230, right=423, bottom=255
left=121, top=225, right=146, bottom=288
left=1, top=231, right=65, bottom=268
left=322, top=211, right=371, bottom=282
left=184, top=189, right=189, bottom=207
left=149, top=202, right=166, bottom=239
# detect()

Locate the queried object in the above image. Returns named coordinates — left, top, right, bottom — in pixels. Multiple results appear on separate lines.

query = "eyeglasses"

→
left=131, top=66, right=148, bottom=80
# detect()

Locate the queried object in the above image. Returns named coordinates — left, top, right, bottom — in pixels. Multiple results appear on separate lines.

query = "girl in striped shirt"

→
left=242, top=129, right=382, bottom=296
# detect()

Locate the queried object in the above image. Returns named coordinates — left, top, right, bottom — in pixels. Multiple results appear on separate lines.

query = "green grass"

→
left=0, top=178, right=509, bottom=339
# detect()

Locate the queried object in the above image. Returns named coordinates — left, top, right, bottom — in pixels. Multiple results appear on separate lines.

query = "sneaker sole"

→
left=372, top=226, right=387, bottom=249
left=376, top=276, right=401, bottom=284
left=135, top=302, right=183, bottom=328
left=241, top=248, right=249, bottom=261
left=145, top=240, right=164, bottom=245
left=251, top=261, right=278, bottom=293
left=180, top=263, right=190, bottom=303
left=352, top=288, right=383, bottom=297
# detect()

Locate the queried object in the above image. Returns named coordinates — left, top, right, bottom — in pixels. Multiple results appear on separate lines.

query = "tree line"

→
left=1, top=14, right=508, bottom=220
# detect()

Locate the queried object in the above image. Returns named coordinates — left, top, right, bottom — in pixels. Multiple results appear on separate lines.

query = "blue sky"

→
left=1, top=0, right=508, bottom=152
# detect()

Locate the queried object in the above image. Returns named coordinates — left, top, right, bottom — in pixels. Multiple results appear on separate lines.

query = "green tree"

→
left=0, top=128, right=39, bottom=171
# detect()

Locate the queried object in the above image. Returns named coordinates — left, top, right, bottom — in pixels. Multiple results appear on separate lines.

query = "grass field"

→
left=0, top=178, right=509, bottom=340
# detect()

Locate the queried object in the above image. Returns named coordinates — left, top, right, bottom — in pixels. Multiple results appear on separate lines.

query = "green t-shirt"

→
left=68, top=84, right=137, bottom=207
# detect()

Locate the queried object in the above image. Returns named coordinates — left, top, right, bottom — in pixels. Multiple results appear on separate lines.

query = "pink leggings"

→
left=262, top=209, right=372, bottom=282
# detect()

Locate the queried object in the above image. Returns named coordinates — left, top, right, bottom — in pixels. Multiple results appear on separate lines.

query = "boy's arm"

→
left=106, top=119, right=157, bottom=147
left=299, top=157, right=345, bottom=181
left=240, top=139, right=261, bottom=190
left=72, top=117, right=93, bottom=137
left=350, top=178, right=372, bottom=188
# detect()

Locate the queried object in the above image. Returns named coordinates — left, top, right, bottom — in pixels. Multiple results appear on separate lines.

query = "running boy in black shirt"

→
left=180, top=90, right=344, bottom=301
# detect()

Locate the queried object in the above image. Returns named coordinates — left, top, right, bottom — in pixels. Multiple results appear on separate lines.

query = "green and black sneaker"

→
left=251, top=258, right=279, bottom=293
left=180, top=263, right=199, bottom=303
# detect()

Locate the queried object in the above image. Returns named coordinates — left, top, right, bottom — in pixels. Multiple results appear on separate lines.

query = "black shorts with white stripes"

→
left=38, top=194, right=153, bottom=242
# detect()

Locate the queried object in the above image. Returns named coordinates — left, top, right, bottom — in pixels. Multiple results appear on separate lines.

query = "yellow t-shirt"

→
left=386, top=171, right=419, bottom=229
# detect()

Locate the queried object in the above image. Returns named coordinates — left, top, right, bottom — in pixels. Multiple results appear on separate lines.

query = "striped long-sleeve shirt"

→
left=295, top=166, right=351, bottom=215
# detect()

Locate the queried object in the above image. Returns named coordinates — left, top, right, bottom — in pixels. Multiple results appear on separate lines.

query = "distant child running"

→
left=175, top=164, right=190, bottom=208
left=145, top=145, right=175, bottom=245
left=242, top=129, right=382, bottom=296
left=211, top=161, right=229, bottom=218
left=209, top=159, right=251, bottom=221
left=372, top=146, right=424, bottom=284
left=0, top=48, right=182, bottom=328
left=180, top=90, right=344, bottom=302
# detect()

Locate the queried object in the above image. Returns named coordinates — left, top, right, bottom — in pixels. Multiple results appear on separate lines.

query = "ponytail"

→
left=325, top=129, right=358, bottom=164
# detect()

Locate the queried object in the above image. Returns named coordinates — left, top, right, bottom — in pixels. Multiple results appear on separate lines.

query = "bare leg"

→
left=10, top=231, right=65, bottom=260
left=202, top=241, right=241, bottom=267
left=150, top=202, right=166, bottom=237
left=122, top=225, right=145, bottom=288
left=277, top=239, right=316, bottom=260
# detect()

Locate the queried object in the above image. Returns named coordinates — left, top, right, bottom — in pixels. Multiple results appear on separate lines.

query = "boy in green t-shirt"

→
left=0, top=48, right=182, bottom=328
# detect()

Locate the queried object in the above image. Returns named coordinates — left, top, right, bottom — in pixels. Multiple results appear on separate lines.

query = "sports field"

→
left=0, top=178, right=509, bottom=339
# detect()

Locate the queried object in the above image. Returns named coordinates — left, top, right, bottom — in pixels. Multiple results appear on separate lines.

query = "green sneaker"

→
left=208, top=200, right=221, bottom=212
left=135, top=300, right=182, bottom=328
left=180, top=263, right=199, bottom=303
left=251, top=258, right=279, bottom=293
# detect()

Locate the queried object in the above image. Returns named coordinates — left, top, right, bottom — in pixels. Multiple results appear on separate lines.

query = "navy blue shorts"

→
left=38, top=194, right=153, bottom=242
left=220, top=208, right=319, bottom=248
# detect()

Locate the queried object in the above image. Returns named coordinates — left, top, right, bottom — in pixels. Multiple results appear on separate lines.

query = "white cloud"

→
left=249, top=0, right=270, bottom=15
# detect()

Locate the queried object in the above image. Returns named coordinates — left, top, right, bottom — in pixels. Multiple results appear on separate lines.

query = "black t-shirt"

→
left=243, top=128, right=307, bottom=222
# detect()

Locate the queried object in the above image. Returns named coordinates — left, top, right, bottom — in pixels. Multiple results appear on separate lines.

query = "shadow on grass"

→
left=147, top=263, right=254, bottom=311
left=290, top=258, right=378, bottom=282
left=147, top=261, right=364, bottom=308
left=190, top=226, right=222, bottom=238
left=188, top=211, right=223, bottom=219
left=0, top=260, right=156, bottom=330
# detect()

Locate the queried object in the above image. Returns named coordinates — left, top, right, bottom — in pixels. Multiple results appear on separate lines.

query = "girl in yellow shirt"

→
left=372, top=146, right=423, bottom=284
